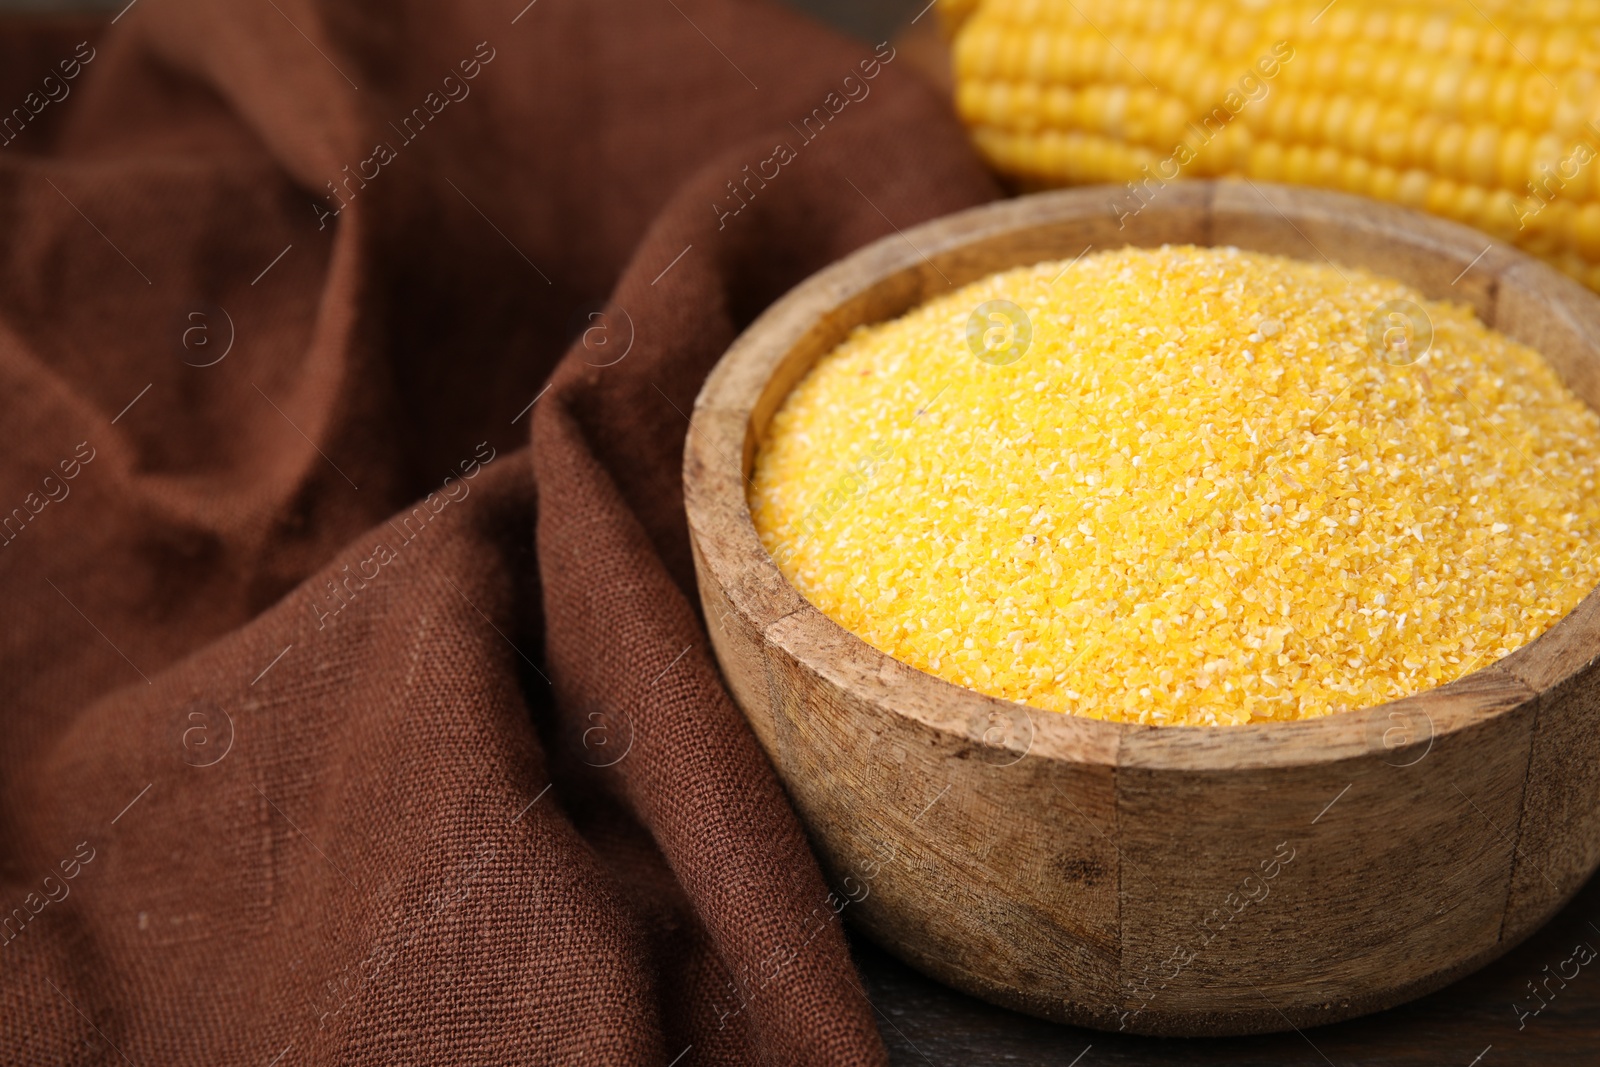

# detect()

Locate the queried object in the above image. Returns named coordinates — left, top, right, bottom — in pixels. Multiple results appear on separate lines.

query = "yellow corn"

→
left=948, top=0, right=1600, bottom=292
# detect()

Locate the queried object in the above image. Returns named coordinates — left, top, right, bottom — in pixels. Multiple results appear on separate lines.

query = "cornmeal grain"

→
left=749, top=245, right=1600, bottom=726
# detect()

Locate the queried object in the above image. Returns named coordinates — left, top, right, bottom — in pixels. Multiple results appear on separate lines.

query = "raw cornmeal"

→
left=749, top=245, right=1600, bottom=726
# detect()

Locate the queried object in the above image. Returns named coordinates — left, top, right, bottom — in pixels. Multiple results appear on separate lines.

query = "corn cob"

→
left=948, top=0, right=1600, bottom=292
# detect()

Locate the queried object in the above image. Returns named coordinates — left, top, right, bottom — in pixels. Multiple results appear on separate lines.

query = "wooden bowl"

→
left=683, top=180, right=1600, bottom=1037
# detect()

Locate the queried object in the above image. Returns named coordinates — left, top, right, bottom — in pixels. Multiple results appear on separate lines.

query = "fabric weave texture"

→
left=0, top=0, right=997, bottom=1063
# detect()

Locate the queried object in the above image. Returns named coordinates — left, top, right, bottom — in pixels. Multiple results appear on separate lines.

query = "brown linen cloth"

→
left=0, top=1, right=999, bottom=1063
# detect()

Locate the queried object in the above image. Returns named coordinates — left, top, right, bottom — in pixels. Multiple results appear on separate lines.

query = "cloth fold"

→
left=0, top=0, right=998, bottom=1062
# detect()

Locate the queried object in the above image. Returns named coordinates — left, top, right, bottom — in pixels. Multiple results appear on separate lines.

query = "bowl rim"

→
left=684, top=178, right=1600, bottom=774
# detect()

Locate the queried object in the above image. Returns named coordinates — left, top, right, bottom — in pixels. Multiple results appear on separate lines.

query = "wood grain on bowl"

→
left=682, top=180, right=1600, bottom=1036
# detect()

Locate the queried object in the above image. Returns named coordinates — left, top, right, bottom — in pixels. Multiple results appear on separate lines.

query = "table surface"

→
left=856, top=869, right=1600, bottom=1066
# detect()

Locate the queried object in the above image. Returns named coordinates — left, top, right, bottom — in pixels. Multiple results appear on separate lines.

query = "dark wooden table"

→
left=857, top=870, right=1600, bottom=1065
